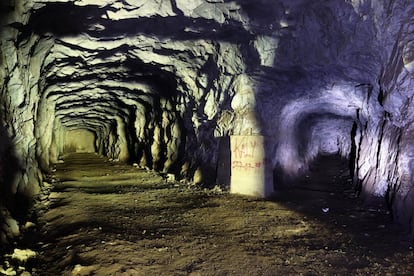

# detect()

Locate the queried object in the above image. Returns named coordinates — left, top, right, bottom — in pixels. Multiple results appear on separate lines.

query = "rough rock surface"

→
left=31, top=153, right=414, bottom=275
left=0, top=0, right=414, bottom=243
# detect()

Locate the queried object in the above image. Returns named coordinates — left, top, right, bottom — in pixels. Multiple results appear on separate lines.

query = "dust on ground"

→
left=22, top=153, right=414, bottom=275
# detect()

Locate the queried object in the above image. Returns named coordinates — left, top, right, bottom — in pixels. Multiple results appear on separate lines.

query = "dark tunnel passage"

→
left=285, top=154, right=352, bottom=195
left=1, top=0, right=414, bottom=274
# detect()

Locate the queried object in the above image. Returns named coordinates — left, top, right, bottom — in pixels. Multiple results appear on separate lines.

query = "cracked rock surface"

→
left=1, top=0, right=414, bottom=251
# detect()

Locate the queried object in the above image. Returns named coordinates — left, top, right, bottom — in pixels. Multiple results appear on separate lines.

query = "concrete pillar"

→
left=230, top=135, right=273, bottom=197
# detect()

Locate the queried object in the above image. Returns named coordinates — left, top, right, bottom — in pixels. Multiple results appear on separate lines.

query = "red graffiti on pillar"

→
left=232, top=137, right=257, bottom=159
left=232, top=161, right=263, bottom=170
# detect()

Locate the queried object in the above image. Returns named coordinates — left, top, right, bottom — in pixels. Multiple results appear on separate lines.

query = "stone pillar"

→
left=230, top=135, right=273, bottom=197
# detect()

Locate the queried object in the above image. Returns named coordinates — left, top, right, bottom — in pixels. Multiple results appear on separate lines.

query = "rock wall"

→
left=357, top=1, right=414, bottom=232
left=1, top=0, right=414, bottom=242
left=0, top=1, right=44, bottom=244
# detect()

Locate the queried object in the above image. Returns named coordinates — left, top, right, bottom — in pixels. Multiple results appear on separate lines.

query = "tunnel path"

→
left=30, top=153, right=414, bottom=275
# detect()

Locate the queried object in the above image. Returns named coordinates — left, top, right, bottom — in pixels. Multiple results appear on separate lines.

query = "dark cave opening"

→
left=273, top=152, right=355, bottom=199
left=294, top=153, right=353, bottom=196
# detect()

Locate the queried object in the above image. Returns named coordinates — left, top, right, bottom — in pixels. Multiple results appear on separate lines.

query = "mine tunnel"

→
left=1, top=0, right=414, bottom=274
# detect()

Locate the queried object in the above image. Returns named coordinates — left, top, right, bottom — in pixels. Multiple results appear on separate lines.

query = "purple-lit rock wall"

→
left=0, top=0, right=414, bottom=241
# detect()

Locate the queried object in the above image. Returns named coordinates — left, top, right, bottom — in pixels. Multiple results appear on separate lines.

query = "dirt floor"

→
left=16, top=153, right=414, bottom=275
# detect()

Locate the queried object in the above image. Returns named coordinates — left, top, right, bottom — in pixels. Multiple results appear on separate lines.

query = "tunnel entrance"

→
left=274, top=153, right=354, bottom=197
left=294, top=153, right=353, bottom=196
left=63, top=129, right=97, bottom=154
left=273, top=153, right=358, bottom=217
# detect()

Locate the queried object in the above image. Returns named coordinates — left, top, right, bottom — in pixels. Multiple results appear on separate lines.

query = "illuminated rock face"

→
left=0, top=0, right=414, bottom=239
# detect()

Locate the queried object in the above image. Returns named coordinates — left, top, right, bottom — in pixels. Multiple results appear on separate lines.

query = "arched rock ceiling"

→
left=0, top=0, right=411, bottom=175
left=1, top=0, right=414, bottom=237
left=15, top=0, right=390, bottom=151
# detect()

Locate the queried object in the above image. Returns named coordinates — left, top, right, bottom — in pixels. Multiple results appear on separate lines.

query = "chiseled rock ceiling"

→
left=1, top=0, right=414, bottom=238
